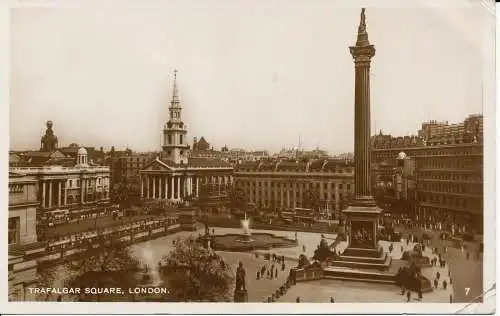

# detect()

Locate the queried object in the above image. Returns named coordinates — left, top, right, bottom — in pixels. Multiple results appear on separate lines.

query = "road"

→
left=394, top=224, right=483, bottom=303
left=44, top=214, right=162, bottom=239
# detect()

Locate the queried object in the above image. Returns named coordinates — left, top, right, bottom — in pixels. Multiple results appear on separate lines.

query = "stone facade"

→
left=141, top=70, right=233, bottom=203
left=10, top=164, right=111, bottom=211
left=233, top=160, right=354, bottom=215
left=9, top=173, right=38, bottom=245
left=371, top=116, right=484, bottom=234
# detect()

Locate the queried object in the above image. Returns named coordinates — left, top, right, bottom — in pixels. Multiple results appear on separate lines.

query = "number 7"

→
left=465, top=287, right=470, bottom=295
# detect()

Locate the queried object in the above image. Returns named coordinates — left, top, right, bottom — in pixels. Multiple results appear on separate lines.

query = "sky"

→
left=8, top=0, right=491, bottom=154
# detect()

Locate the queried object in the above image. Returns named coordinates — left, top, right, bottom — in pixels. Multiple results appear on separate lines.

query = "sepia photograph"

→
left=2, top=0, right=496, bottom=314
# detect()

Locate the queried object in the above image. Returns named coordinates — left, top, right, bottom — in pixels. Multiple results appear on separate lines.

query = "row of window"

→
left=417, top=182, right=482, bottom=196
left=67, top=178, right=107, bottom=188
left=9, top=184, right=24, bottom=194
left=236, top=168, right=353, bottom=173
left=244, top=188, right=351, bottom=201
left=167, top=134, right=184, bottom=145
left=372, top=146, right=481, bottom=160
left=418, top=171, right=482, bottom=182
left=235, top=180, right=352, bottom=191
left=418, top=193, right=482, bottom=211
left=417, top=157, right=482, bottom=170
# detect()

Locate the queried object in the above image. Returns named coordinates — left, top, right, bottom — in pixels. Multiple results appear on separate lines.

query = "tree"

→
left=160, top=236, right=233, bottom=302
left=111, top=181, right=141, bottom=210
left=228, top=187, right=248, bottom=212
left=64, top=239, right=141, bottom=302
left=35, top=262, right=58, bottom=301
left=302, top=187, right=321, bottom=216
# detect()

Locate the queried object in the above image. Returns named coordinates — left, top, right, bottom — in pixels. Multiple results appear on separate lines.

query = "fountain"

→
left=237, top=213, right=255, bottom=243
left=198, top=213, right=296, bottom=252
left=139, top=243, right=162, bottom=287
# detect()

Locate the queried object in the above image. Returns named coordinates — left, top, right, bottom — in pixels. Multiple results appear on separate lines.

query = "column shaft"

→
left=48, top=181, right=52, bottom=208
left=42, top=181, right=46, bottom=208
left=58, top=181, right=62, bottom=206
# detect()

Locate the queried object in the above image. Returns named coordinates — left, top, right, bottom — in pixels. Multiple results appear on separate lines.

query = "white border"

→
left=0, top=0, right=496, bottom=314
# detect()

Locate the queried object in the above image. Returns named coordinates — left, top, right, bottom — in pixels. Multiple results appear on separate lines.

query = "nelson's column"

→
left=342, top=8, right=383, bottom=256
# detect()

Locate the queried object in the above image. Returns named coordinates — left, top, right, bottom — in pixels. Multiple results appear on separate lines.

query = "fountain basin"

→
left=211, top=233, right=297, bottom=252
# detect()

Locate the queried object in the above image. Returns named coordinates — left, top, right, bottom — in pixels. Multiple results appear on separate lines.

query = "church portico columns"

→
left=196, top=177, right=199, bottom=197
left=152, top=176, right=155, bottom=199
left=170, top=176, right=175, bottom=199
left=157, top=177, right=161, bottom=199
left=41, top=181, right=46, bottom=208
left=177, top=176, right=181, bottom=200
left=141, top=176, right=144, bottom=199
left=64, top=180, right=68, bottom=205
left=58, top=181, right=62, bottom=206
left=164, top=176, right=168, bottom=200
left=48, top=180, right=53, bottom=208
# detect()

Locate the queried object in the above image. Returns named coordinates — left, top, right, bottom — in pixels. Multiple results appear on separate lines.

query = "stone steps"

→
left=323, top=267, right=397, bottom=284
left=323, top=275, right=396, bottom=285
left=336, top=254, right=387, bottom=264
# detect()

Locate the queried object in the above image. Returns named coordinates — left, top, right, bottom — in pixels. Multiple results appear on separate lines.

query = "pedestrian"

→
left=443, top=279, right=447, bottom=290
left=401, top=245, right=404, bottom=253
left=406, top=290, right=411, bottom=302
left=296, top=297, right=300, bottom=303
left=401, top=286, right=405, bottom=295
left=436, top=271, right=440, bottom=280
left=275, top=267, right=278, bottom=278
left=449, top=294, right=453, bottom=303
left=257, top=271, right=260, bottom=280
left=434, top=279, right=438, bottom=289
left=330, top=297, right=335, bottom=303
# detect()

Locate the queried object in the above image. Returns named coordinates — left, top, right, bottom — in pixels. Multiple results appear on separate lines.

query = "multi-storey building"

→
left=10, top=149, right=111, bottom=210
left=10, top=122, right=111, bottom=213
left=113, top=152, right=157, bottom=185
left=371, top=114, right=483, bottom=234
left=8, top=172, right=38, bottom=246
left=140, top=71, right=233, bottom=203
left=414, top=144, right=483, bottom=233
left=233, top=159, right=355, bottom=215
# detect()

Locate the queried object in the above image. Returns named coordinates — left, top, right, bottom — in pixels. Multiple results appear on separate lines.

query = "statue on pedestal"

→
left=235, top=261, right=246, bottom=291
left=204, top=222, right=210, bottom=236
left=234, top=261, right=248, bottom=302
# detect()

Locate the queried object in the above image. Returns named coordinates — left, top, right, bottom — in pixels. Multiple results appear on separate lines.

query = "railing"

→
left=293, top=267, right=324, bottom=282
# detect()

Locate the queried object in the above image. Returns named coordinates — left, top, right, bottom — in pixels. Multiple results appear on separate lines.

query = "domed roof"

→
left=397, top=152, right=407, bottom=159
left=78, top=147, right=87, bottom=155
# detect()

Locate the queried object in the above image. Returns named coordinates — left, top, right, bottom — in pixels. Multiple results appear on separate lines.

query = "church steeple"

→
left=163, top=69, right=189, bottom=164
left=170, top=69, right=180, bottom=107
left=168, top=69, right=183, bottom=123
